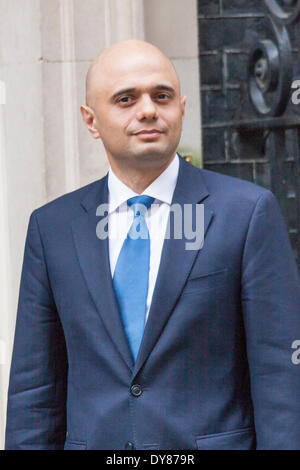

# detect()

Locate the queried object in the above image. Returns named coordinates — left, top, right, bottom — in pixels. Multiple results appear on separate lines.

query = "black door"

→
left=198, top=0, right=300, bottom=269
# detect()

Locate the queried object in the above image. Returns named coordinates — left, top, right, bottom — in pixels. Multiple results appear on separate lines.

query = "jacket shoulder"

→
left=199, top=167, right=271, bottom=204
left=32, top=175, right=107, bottom=223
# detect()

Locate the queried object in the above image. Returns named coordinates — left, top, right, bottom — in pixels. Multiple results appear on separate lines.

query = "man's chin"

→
left=132, top=143, right=173, bottom=159
left=128, top=150, right=176, bottom=171
left=132, top=149, right=170, bottom=163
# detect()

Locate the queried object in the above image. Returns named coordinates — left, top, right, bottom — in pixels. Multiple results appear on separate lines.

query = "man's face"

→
left=82, top=51, right=186, bottom=169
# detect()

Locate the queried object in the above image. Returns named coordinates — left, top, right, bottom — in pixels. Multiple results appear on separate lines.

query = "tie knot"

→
left=127, top=195, right=155, bottom=217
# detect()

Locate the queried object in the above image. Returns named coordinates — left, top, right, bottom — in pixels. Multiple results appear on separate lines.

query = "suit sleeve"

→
left=241, top=190, right=300, bottom=449
left=5, top=210, right=68, bottom=450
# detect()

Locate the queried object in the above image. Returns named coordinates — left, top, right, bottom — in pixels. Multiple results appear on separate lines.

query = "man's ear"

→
left=80, top=105, right=100, bottom=139
left=180, top=95, right=186, bottom=118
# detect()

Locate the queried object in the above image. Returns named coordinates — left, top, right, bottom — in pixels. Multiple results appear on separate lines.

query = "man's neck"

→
left=109, top=154, right=176, bottom=194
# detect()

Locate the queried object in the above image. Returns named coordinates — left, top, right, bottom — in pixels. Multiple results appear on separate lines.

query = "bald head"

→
left=85, top=40, right=180, bottom=107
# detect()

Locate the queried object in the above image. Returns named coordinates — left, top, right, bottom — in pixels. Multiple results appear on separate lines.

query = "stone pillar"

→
left=41, top=0, right=109, bottom=200
left=104, top=0, right=145, bottom=45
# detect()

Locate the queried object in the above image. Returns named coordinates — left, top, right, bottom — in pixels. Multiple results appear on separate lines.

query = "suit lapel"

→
left=132, top=158, right=214, bottom=379
left=71, top=175, right=134, bottom=372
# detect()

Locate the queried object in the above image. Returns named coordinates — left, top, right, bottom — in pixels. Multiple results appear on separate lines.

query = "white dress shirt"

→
left=107, top=153, right=179, bottom=322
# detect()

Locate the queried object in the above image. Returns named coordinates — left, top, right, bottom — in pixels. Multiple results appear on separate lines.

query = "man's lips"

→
left=133, top=129, right=163, bottom=138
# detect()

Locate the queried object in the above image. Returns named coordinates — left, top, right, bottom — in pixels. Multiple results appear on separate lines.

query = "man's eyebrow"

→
left=111, top=84, right=175, bottom=101
left=154, top=84, right=175, bottom=93
left=111, top=88, right=137, bottom=101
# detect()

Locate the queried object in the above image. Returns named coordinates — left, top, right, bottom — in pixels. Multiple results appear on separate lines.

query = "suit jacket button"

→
left=125, top=441, right=135, bottom=450
left=130, top=384, right=142, bottom=397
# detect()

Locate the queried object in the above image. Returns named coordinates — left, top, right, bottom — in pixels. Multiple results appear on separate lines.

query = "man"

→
left=5, top=40, right=300, bottom=450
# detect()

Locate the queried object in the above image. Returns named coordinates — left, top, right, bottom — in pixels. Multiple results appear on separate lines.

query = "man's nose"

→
left=136, top=95, right=158, bottom=120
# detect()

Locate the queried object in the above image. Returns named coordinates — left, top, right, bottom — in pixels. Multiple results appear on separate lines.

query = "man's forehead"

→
left=86, top=42, right=180, bottom=103
left=97, top=64, right=179, bottom=95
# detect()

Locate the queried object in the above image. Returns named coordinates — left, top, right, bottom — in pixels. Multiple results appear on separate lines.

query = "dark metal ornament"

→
left=264, top=0, right=300, bottom=24
left=248, top=17, right=292, bottom=116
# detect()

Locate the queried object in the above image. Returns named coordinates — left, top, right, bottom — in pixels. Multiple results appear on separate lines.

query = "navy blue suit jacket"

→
left=5, top=156, right=300, bottom=449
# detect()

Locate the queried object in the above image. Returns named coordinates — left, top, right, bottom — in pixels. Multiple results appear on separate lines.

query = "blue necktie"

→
left=113, top=195, right=155, bottom=361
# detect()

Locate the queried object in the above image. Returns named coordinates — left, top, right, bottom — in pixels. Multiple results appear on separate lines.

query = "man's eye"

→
left=119, top=96, right=132, bottom=103
left=157, top=93, right=169, bottom=100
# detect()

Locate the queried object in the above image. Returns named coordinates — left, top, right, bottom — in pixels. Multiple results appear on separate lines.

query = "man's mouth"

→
left=134, top=129, right=163, bottom=138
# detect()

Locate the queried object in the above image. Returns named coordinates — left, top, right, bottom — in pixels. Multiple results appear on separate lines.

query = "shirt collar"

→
left=107, top=153, right=179, bottom=213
